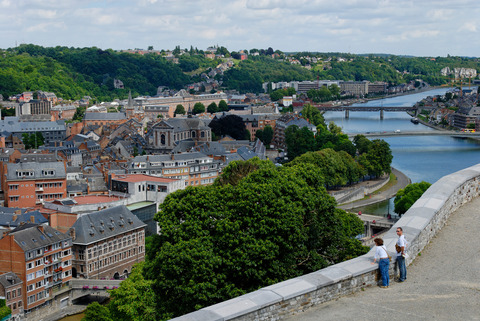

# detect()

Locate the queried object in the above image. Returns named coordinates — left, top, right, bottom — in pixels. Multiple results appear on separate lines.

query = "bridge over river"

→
left=347, top=130, right=480, bottom=139
left=317, top=105, right=417, bottom=119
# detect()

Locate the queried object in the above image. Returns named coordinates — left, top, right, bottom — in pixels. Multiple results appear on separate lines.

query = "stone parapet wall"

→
left=172, top=163, right=480, bottom=321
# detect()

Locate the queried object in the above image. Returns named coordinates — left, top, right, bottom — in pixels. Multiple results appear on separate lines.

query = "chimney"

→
left=171, top=154, right=174, bottom=160
left=14, top=209, right=21, bottom=215
left=37, top=225, right=44, bottom=233
left=30, top=215, right=35, bottom=223
left=12, top=214, right=17, bottom=222
left=69, top=227, right=76, bottom=241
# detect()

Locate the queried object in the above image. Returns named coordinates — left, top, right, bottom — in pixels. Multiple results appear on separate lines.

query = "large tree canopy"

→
left=144, top=159, right=368, bottom=319
left=209, top=114, right=247, bottom=140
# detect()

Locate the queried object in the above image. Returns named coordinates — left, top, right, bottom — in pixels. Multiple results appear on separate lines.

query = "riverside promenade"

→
left=288, top=195, right=480, bottom=321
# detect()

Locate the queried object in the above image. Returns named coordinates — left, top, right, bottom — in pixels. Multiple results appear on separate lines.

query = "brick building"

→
left=69, top=205, right=146, bottom=280
left=0, top=224, right=73, bottom=315
left=0, top=272, right=23, bottom=321
left=1, top=161, right=67, bottom=208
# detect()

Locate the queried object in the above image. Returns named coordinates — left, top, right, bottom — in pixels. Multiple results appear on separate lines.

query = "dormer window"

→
left=42, top=169, right=55, bottom=176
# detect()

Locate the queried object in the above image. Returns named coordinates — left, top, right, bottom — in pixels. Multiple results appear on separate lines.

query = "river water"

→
left=324, top=87, right=480, bottom=215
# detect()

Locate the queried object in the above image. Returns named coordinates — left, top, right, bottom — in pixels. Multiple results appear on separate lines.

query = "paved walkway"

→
left=338, top=167, right=411, bottom=210
left=286, top=196, right=480, bottom=321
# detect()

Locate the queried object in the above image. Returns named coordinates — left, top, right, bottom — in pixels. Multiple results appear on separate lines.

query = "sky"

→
left=1, top=0, right=480, bottom=57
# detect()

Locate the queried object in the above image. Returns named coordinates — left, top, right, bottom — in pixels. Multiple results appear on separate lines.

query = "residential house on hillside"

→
left=69, top=205, right=146, bottom=280
left=0, top=224, right=73, bottom=316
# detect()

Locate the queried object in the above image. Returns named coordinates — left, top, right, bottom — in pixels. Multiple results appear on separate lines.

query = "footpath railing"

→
left=172, top=163, right=480, bottom=321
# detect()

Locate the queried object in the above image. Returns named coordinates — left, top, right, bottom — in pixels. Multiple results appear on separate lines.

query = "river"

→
left=324, top=87, right=480, bottom=215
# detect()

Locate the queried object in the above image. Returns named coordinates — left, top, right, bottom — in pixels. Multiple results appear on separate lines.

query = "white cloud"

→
left=0, top=0, right=479, bottom=56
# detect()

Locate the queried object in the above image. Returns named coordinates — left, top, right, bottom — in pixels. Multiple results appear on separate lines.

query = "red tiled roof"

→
left=112, top=174, right=179, bottom=183
left=72, top=195, right=122, bottom=205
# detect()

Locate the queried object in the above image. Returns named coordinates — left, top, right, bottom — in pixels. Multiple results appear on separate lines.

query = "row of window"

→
left=7, top=300, right=22, bottom=311
left=88, top=246, right=144, bottom=272
left=27, top=290, right=47, bottom=305
left=5, top=288, right=21, bottom=300
left=85, top=232, right=143, bottom=260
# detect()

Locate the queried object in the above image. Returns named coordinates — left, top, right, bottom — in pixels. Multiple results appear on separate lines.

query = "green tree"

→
left=301, top=104, right=325, bottom=127
left=361, top=139, right=392, bottom=178
left=22, top=132, right=45, bottom=149
left=218, top=100, right=228, bottom=112
left=262, top=125, right=273, bottom=146
left=144, top=159, right=368, bottom=318
left=192, top=102, right=205, bottom=115
left=72, top=106, right=86, bottom=122
left=82, top=302, right=112, bottom=321
left=209, top=114, right=246, bottom=140
left=394, top=181, right=432, bottom=215
left=175, top=104, right=185, bottom=115
left=207, top=102, right=218, bottom=113
left=285, top=125, right=315, bottom=160
left=109, top=262, right=157, bottom=321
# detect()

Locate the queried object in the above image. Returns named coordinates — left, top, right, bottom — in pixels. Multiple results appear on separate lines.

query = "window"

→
left=27, top=284, right=34, bottom=292
left=27, top=273, right=35, bottom=281
left=27, top=262, right=33, bottom=269
left=36, top=259, right=42, bottom=266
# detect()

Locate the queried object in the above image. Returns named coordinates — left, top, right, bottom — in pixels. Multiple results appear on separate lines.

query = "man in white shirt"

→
left=396, top=227, right=407, bottom=282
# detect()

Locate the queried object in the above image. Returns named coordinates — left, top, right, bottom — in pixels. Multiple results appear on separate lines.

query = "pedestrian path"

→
left=286, top=195, right=480, bottom=321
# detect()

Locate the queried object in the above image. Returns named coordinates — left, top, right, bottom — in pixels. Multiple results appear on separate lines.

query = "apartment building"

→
left=128, top=152, right=221, bottom=187
left=1, top=161, right=67, bottom=207
left=0, top=224, right=73, bottom=315
left=340, top=81, right=369, bottom=97
left=70, top=206, right=146, bottom=280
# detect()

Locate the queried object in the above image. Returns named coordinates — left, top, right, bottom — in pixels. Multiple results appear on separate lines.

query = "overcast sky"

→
left=1, top=0, right=479, bottom=57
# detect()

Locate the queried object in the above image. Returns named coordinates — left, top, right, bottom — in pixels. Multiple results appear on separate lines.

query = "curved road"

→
left=287, top=195, right=480, bottom=321
left=338, top=168, right=411, bottom=211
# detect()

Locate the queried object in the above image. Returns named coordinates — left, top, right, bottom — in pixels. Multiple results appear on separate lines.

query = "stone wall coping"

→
left=171, top=163, right=480, bottom=321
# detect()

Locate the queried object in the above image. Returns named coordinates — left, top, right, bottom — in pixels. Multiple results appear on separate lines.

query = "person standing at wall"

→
left=395, top=227, right=407, bottom=282
left=372, top=237, right=390, bottom=288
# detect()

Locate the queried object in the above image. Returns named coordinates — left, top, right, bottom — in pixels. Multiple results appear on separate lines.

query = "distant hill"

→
left=1, top=45, right=479, bottom=100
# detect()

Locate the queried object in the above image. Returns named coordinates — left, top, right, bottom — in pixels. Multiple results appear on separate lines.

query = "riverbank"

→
left=336, top=167, right=411, bottom=211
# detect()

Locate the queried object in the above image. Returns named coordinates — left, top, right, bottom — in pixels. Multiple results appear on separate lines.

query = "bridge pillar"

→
left=345, top=110, right=349, bottom=119
left=380, top=109, right=384, bottom=120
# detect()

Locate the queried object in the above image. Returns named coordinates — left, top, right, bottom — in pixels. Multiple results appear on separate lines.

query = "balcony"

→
left=35, top=187, right=44, bottom=192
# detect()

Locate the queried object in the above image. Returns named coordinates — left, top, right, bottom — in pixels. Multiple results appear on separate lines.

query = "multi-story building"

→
left=69, top=205, right=146, bottom=280
left=340, top=81, right=369, bottom=97
left=50, top=105, right=77, bottom=121
left=1, top=161, right=67, bottom=207
left=128, top=152, right=221, bottom=187
left=134, top=91, right=228, bottom=118
left=110, top=173, right=185, bottom=234
left=0, top=224, right=73, bottom=316
left=0, top=272, right=24, bottom=321
left=148, top=118, right=212, bottom=153
left=367, top=82, right=387, bottom=94
left=0, top=117, right=66, bottom=146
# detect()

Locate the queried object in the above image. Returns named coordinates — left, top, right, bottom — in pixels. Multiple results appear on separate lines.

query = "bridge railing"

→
left=172, top=163, right=480, bottom=321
